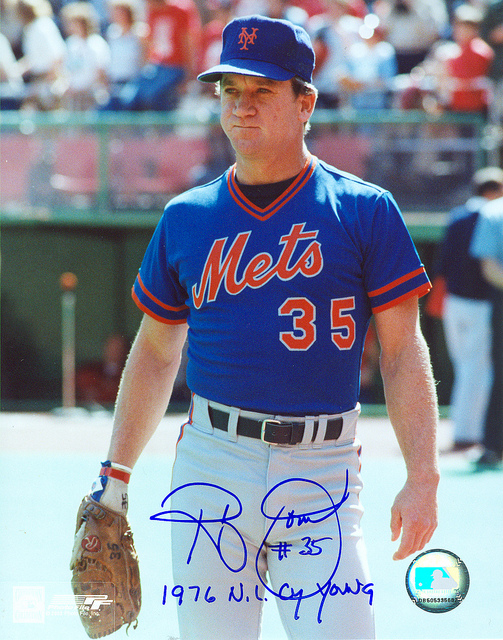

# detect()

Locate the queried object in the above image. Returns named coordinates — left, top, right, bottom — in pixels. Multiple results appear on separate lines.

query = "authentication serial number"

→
left=416, top=597, right=457, bottom=603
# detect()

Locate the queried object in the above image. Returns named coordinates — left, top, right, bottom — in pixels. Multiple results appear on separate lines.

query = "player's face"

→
left=219, top=74, right=310, bottom=164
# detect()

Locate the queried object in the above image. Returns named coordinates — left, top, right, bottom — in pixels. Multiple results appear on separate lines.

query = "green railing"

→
left=1, top=108, right=488, bottom=235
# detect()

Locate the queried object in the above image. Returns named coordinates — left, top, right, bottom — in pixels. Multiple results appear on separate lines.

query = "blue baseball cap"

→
left=197, top=15, right=315, bottom=84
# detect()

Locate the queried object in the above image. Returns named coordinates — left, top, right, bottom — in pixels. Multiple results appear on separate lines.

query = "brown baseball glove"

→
left=70, top=496, right=141, bottom=638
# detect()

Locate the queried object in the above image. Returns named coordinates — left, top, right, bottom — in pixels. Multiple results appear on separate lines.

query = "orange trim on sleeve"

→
left=136, top=274, right=189, bottom=312
left=132, top=288, right=188, bottom=325
left=372, top=282, right=432, bottom=314
left=368, top=267, right=426, bottom=298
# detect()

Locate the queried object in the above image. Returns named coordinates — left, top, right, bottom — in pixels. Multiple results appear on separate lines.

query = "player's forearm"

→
left=107, top=355, right=175, bottom=468
left=380, top=331, right=440, bottom=483
left=107, top=318, right=187, bottom=468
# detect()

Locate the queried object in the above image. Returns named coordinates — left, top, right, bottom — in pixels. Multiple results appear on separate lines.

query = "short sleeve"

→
left=132, top=216, right=189, bottom=324
left=363, top=192, right=431, bottom=313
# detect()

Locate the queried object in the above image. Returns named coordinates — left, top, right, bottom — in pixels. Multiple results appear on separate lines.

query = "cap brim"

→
left=197, top=59, right=295, bottom=83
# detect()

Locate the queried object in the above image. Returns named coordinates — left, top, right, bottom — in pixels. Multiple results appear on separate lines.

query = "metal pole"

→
left=60, top=272, right=78, bottom=409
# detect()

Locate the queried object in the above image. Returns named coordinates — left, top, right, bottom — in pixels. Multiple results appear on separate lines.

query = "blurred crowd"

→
left=1, top=0, right=503, bottom=118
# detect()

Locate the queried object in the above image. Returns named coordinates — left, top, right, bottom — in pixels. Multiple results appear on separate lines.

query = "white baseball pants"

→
left=165, top=395, right=375, bottom=640
left=443, top=294, right=493, bottom=444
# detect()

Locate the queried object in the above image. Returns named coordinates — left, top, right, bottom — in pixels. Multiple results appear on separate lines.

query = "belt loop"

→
left=226, top=407, right=239, bottom=442
left=313, top=416, right=328, bottom=447
left=193, top=395, right=214, bottom=433
left=300, top=417, right=315, bottom=448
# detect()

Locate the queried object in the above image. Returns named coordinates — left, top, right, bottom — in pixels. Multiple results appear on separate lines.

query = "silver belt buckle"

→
left=261, top=419, right=282, bottom=445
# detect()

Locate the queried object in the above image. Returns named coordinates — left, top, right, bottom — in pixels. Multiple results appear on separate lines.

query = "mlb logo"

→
left=414, top=567, right=436, bottom=589
left=414, top=567, right=458, bottom=590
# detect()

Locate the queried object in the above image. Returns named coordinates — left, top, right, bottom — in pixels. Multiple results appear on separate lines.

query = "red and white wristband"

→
left=100, top=461, right=132, bottom=484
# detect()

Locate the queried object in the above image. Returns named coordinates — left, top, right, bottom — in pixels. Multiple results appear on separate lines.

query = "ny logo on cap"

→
left=238, top=27, right=258, bottom=50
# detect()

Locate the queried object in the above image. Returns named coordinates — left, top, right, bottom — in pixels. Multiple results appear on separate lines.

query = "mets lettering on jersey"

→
left=132, top=156, right=430, bottom=415
left=192, top=223, right=322, bottom=308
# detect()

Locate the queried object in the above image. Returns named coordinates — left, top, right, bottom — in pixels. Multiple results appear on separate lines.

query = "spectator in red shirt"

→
left=108, top=0, right=202, bottom=110
left=441, top=3, right=495, bottom=113
left=146, top=0, right=200, bottom=71
left=399, top=4, right=494, bottom=115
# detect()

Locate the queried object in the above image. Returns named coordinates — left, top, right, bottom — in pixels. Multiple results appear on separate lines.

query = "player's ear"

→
left=298, top=91, right=316, bottom=126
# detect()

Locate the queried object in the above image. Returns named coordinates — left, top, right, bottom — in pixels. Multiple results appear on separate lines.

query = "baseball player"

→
left=88, top=15, right=439, bottom=640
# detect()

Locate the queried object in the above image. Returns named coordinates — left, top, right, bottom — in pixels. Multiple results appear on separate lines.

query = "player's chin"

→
left=229, top=135, right=264, bottom=157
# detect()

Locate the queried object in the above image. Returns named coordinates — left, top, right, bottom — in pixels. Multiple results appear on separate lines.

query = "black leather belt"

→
left=208, top=406, right=343, bottom=445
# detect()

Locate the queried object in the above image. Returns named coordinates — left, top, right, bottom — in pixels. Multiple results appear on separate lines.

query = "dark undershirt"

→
left=236, top=174, right=299, bottom=209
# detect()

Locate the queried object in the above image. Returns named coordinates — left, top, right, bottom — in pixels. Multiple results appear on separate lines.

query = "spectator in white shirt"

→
left=104, top=0, right=147, bottom=107
left=309, top=0, right=364, bottom=108
left=15, top=0, right=66, bottom=109
left=374, top=0, right=449, bottom=74
left=60, top=1, right=111, bottom=110
left=339, top=14, right=398, bottom=109
left=0, top=31, right=24, bottom=108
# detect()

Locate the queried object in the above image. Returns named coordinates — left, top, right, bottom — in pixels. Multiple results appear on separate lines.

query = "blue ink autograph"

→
left=150, top=482, right=247, bottom=572
left=151, top=470, right=374, bottom=623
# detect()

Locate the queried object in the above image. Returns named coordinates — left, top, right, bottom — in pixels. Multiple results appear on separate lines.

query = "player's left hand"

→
left=70, top=495, right=141, bottom=637
left=390, top=477, right=438, bottom=561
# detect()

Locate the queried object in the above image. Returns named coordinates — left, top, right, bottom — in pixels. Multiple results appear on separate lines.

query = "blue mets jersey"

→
left=132, top=156, right=430, bottom=414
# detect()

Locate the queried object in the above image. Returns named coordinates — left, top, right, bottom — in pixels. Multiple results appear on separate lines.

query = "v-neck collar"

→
left=227, top=155, right=316, bottom=221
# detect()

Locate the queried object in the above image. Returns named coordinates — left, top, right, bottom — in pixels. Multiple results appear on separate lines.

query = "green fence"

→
left=1, top=108, right=487, bottom=216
